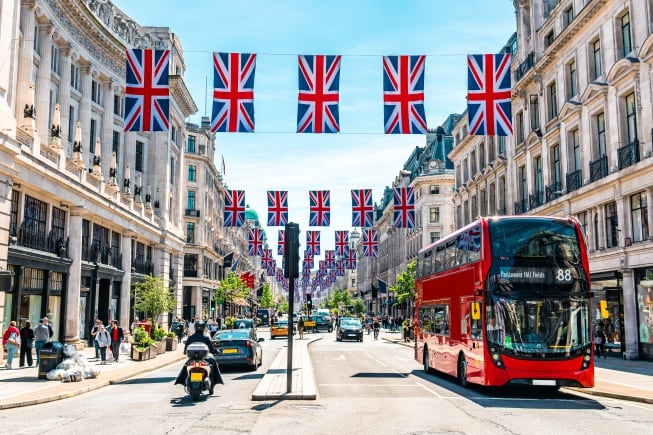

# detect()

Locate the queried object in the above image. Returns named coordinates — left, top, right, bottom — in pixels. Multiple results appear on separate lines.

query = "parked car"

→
left=336, top=318, right=364, bottom=342
left=212, top=328, right=263, bottom=370
left=270, top=318, right=295, bottom=339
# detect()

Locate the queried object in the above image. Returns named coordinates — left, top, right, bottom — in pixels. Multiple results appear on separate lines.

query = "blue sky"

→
left=114, top=0, right=516, bottom=264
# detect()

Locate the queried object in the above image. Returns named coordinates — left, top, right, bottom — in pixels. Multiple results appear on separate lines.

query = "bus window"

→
left=434, top=246, right=445, bottom=272
left=422, top=250, right=433, bottom=277
left=456, top=233, right=468, bottom=265
left=445, top=240, right=456, bottom=269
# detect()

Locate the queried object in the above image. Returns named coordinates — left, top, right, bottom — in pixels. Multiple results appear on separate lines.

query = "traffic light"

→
left=283, top=222, right=300, bottom=279
left=306, top=293, right=313, bottom=311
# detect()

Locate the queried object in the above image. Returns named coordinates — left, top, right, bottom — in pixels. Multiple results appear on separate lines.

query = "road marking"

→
left=319, top=383, right=420, bottom=388
left=415, top=381, right=442, bottom=397
left=375, top=359, right=387, bottom=367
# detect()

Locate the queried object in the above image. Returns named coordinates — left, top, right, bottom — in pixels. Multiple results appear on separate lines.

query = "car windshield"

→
left=275, top=320, right=288, bottom=326
left=216, top=330, right=250, bottom=341
left=341, top=320, right=361, bottom=328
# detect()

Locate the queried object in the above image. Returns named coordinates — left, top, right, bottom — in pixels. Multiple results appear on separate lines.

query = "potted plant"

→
left=153, top=328, right=167, bottom=354
left=165, top=331, right=177, bottom=351
left=131, top=326, right=156, bottom=361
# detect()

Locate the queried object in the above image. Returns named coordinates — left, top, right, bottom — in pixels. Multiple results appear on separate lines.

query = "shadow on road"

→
left=351, top=372, right=407, bottom=378
left=115, top=376, right=177, bottom=385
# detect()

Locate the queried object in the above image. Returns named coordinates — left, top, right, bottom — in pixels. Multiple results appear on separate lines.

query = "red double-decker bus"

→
left=415, top=216, right=594, bottom=388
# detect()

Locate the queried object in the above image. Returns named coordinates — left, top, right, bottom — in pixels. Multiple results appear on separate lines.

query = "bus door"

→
left=461, top=295, right=483, bottom=382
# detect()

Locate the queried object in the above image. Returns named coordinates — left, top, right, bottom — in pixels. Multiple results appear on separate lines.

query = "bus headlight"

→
left=580, top=348, right=591, bottom=369
left=489, top=348, right=504, bottom=368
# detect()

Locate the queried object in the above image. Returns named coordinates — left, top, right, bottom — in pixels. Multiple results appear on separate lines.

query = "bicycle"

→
left=373, top=327, right=379, bottom=340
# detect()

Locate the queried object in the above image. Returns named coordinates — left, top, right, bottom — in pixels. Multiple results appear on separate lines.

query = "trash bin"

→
left=38, top=341, right=65, bottom=379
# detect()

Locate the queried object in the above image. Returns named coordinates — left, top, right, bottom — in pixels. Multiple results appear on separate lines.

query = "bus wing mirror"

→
left=470, top=302, right=481, bottom=321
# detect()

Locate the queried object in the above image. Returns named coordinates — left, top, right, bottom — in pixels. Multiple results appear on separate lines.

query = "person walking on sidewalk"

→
left=95, top=324, right=111, bottom=364
left=594, top=324, right=607, bottom=358
left=19, top=321, right=35, bottom=368
left=90, top=319, right=102, bottom=359
left=33, top=318, right=50, bottom=366
left=298, top=316, right=305, bottom=339
left=108, top=320, right=124, bottom=363
left=2, top=321, right=21, bottom=369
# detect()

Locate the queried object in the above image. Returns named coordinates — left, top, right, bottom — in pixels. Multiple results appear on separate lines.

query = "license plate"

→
left=222, top=348, right=238, bottom=354
left=533, top=379, right=556, bottom=386
left=190, top=372, right=203, bottom=382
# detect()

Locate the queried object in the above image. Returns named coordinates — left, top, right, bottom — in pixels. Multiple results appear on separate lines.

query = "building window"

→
left=534, top=155, right=543, bottom=200
left=552, top=145, right=561, bottom=185
left=112, top=131, right=120, bottom=156
left=479, top=143, right=485, bottom=169
left=51, top=206, right=66, bottom=244
left=33, top=25, right=39, bottom=53
left=70, top=64, right=80, bottom=91
left=489, top=184, right=496, bottom=214
left=171, top=125, right=177, bottom=145
left=631, top=192, right=649, bottom=243
left=529, top=95, right=540, bottom=131
left=516, top=111, right=524, bottom=143
left=135, top=141, right=144, bottom=172
left=68, top=106, right=75, bottom=145
left=113, top=95, right=124, bottom=117
left=498, top=136, right=505, bottom=155
left=519, top=165, right=527, bottom=202
left=547, top=81, right=558, bottom=120
left=89, top=119, right=97, bottom=167
left=429, top=207, right=440, bottom=223
left=592, top=39, right=602, bottom=79
left=570, top=129, right=581, bottom=171
left=564, top=6, right=574, bottom=26
left=187, top=135, right=196, bottom=153
left=470, top=150, right=477, bottom=174
left=51, top=45, right=60, bottom=74
left=621, top=12, right=632, bottom=57
left=568, top=60, right=577, bottom=98
left=577, top=211, right=588, bottom=247
left=605, top=202, right=619, bottom=248
left=23, top=196, right=47, bottom=240
left=625, top=92, right=637, bottom=143
left=186, top=222, right=195, bottom=244
left=429, top=185, right=440, bottom=194
left=184, top=254, right=198, bottom=277
left=596, top=112, right=606, bottom=156
left=188, top=165, right=196, bottom=182
left=91, top=80, right=102, bottom=105
left=430, top=232, right=440, bottom=243
left=544, top=31, right=554, bottom=48
left=187, top=190, right=196, bottom=210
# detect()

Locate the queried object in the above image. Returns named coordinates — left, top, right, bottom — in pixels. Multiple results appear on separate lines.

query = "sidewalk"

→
left=0, top=344, right=186, bottom=409
left=382, top=331, right=653, bottom=404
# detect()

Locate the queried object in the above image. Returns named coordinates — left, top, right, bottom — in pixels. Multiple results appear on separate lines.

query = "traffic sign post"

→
left=284, top=222, right=299, bottom=393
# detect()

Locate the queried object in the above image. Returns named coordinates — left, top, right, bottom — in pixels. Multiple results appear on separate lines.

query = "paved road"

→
left=2, top=329, right=653, bottom=434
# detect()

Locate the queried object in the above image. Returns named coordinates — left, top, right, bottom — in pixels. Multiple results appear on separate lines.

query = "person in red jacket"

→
left=2, top=321, right=21, bottom=369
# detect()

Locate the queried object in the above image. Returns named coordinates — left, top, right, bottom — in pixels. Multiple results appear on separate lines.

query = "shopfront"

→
left=635, top=268, right=653, bottom=360
left=590, top=271, right=625, bottom=357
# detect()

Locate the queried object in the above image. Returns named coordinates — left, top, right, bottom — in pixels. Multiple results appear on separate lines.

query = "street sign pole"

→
left=284, top=222, right=299, bottom=393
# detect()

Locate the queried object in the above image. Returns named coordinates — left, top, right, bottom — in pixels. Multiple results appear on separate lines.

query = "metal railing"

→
left=514, top=199, right=528, bottom=215
left=566, top=169, right=583, bottom=193
left=545, top=182, right=563, bottom=202
left=515, top=52, right=535, bottom=81
left=529, top=191, right=544, bottom=209
left=589, top=155, right=608, bottom=182
left=618, top=139, right=640, bottom=170
left=16, top=224, right=69, bottom=257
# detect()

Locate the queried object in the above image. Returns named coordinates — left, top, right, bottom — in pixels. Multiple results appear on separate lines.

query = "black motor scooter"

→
left=184, top=343, right=214, bottom=401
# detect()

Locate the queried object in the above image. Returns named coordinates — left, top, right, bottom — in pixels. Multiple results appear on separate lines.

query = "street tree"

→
left=258, top=283, right=274, bottom=308
left=391, top=260, right=417, bottom=309
left=215, top=271, right=251, bottom=312
left=132, top=274, right=175, bottom=334
left=352, top=298, right=366, bottom=315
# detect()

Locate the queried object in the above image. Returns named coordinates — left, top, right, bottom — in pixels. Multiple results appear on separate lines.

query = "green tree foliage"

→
left=320, top=295, right=332, bottom=310
left=259, top=283, right=274, bottom=308
left=280, top=299, right=288, bottom=314
left=391, top=260, right=417, bottom=306
left=330, top=288, right=352, bottom=312
left=215, top=271, right=251, bottom=306
left=352, top=298, right=366, bottom=315
left=132, top=275, right=176, bottom=334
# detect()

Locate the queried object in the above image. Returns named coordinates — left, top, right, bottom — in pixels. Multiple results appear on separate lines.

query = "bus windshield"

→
left=488, top=218, right=587, bottom=295
left=486, top=295, right=591, bottom=356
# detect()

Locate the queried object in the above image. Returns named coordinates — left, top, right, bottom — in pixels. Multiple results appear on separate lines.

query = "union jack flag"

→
left=393, top=187, right=415, bottom=228
left=335, top=260, right=345, bottom=276
left=261, top=248, right=273, bottom=269
left=211, top=52, right=256, bottom=133
left=306, top=230, right=321, bottom=256
left=344, top=249, right=357, bottom=270
left=224, top=190, right=245, bottom=227
left=467, top=53, right=512, bottom=136
left=362, top=229, right=378, bottom=257
left=335, top=230, right=349, bottom=257
left=383, top=55, right=427, bottom=134
left=277, top=230, right=285, bottom=256
left=267, top=190, right=289, bottom=226
left=324, top=250, right=335, bottom=269
left=302, top=263, right=311, bottom=278
left=297, top=55, right=341, bottom=133
left=248, top=228, right=264, bottom=256
left=124, top=49, right=170, bottom=132
left=319, top=260, right=326, bottom=273
left=309, top=190, right=330, bottom=226
left=351, top=189, right=374, bottom=227
left=303, top=252, right=314, bottom=269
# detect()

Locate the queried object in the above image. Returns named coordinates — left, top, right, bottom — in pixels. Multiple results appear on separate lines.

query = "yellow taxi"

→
left=270, top=318, right=293, bottom=339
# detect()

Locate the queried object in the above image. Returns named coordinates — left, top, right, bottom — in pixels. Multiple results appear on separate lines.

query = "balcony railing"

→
left=132, top=259, right=154, bottom=275
left=514, top=199, right=528, bottom=215
left=497, top=207, right=507, bottom=216
left=589, top=155, right=608, bottom=182
left=515, top=52, right=535, bottom=81
left=529, top=191, right=544, bottom=209
left=185, top=208, right=200, bottom=217
left=618, top=139, right=640, bottom=170
left=566, top=169, right=583, bottom=193
left=184, top=269, right=198, bottom=278
left=545, top=182, right=563, bottom=202
left=15, top=224, right=69, bottom=257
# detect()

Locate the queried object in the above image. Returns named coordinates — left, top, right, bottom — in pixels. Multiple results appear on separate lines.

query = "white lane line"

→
left=414, top=381, right=442, bottom=397
left=375, top=359, right=388, bottom=367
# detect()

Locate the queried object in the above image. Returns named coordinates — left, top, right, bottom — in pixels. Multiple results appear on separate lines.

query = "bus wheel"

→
left=423, top=348, right=432, bottom=374
left=457, top=354, right=468, bottom=388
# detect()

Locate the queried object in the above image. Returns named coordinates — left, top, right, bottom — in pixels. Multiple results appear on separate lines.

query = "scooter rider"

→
left=174, top=321, right=223, bottom=387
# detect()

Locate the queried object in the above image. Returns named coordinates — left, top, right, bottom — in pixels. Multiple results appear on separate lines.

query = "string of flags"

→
left=124, top=49, right=513, bottom=136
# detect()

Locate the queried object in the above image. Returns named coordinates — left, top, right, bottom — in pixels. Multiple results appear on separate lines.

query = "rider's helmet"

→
left=194, top=320, right=206, bottom=334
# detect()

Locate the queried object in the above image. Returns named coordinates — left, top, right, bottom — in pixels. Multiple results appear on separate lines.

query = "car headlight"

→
left=358, top=329, right=363, bottom=334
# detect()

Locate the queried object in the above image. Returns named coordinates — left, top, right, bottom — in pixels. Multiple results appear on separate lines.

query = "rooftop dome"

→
left=244, top=204, right=260, bottom=225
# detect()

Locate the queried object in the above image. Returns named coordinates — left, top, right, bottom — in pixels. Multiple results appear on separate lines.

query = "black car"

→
left=212, top=328, right=263, bottom=370
left=336, top=318, right=363, bottom=342
left=313, top=315, right=333, bottom=333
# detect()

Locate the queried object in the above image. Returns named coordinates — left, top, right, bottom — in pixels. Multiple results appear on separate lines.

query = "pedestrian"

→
left=95, top=324, right=111, bottom=364
left=2, top=321, right=21, bottom=369
left=108, top=320, right=124, bottom=363
left=298, top=316, right=305, bottom=339
left=594, top=325, right=607, bottom=358
left=175, top=321, right=184, bottom=343
left=90, top=319, right=102, bottom=359
left=33, top=318, right=50, bottom=366
left=19, top=321, right=35, bottom=368
left=130, top=317, right=140, bottom=335
left=42, top=316, right=54, bottom=340
left=403, top=318, right=411, bottom=342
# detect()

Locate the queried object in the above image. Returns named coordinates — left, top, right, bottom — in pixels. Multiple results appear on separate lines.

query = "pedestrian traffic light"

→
left=283, top=222, right=300, bottom=279
left=306, top=293, right=312, bottom=310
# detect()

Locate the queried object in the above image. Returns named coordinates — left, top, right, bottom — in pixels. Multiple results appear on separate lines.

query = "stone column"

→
left=57, top=46, right=72, bottom=153
left=16, top=1, right=36, bottom=124
left=617, top=196, right=628, bottom=247
left=65, top=208, right=84, bottom=348
left=622, top=270, right=639, bottom=359
left=120, top=234, right=133, bottom=333
left=585, top=208, right=595, bottom=252
left=101, top=80, right=115, bottom=180
left=35, top=23, right=53, bottom=144
left=79, top=65, right=92, bottom=166
left=597, top=205, right=606, bottom=250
